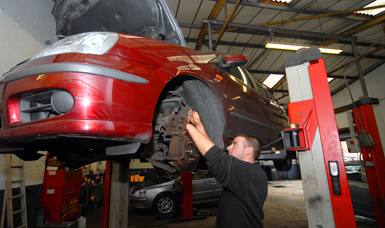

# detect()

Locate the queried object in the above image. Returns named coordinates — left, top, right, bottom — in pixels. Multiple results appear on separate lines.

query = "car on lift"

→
left=0, top=0, right=289, bottom=172
left=130, top=170, right=222, bottom=214
left=345, top=161, right=375, bottom=219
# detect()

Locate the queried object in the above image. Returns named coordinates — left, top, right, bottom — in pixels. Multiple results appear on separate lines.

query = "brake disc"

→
left=170, top=132, right=199, bottom=172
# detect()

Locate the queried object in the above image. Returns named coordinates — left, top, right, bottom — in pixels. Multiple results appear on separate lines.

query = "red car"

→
left=0, top=0, right=289, bottom=172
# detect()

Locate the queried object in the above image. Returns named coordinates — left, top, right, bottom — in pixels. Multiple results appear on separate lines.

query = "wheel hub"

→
left=170, top=132, right=199, bottom=172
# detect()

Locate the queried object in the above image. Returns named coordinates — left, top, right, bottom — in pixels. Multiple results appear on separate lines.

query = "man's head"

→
left=226, top=134, right=261, bottom=162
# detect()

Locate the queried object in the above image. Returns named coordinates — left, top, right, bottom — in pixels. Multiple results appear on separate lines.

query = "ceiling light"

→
left=263, top=74, right=284, bottom=88
left=359, top=0, right=385, bottom=16
left=265, top=42, right=343, bottom=54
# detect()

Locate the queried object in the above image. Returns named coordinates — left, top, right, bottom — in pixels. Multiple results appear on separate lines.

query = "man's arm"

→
left=186, top=111, right=214, bottom=156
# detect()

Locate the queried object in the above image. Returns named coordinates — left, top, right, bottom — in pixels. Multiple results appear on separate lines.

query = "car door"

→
left=224, top=65, right=271, bottom=145
left=205, top=171, right=223, bottom=200
left=250, top=76, right=288, bottom=139
left=192, top=170, right=212, bottom=202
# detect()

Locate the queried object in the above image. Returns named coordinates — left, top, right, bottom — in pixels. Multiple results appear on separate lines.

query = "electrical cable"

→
left=261, top=137, right=283, bottom=149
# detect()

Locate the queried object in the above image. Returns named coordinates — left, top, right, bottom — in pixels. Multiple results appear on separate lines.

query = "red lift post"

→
left=285, top=47, right=356, bottom=227
left=349, top=98, right=385, bottom=226
left=180, top=172, right=194, bottom=218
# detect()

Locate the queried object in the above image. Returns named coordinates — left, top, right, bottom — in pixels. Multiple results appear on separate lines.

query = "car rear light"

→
left=19, top=90, right=74, bottom=123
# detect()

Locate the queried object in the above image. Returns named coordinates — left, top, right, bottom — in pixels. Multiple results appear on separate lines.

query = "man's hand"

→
left=187, top=110, right=209, bottom=139
left=186, top=111, right=214, bottom=156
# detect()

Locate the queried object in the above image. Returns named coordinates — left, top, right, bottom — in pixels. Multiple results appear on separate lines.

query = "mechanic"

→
left=185, top=111, right=268, bottom=228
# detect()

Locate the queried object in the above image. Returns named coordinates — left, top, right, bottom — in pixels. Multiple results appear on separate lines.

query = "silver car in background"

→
left=345, top=161, right=375, bottom=219
left=129, top=170, right=222, bottom=214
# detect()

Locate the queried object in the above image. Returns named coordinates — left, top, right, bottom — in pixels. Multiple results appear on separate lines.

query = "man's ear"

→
left=245, top=147, right=253, bottom=155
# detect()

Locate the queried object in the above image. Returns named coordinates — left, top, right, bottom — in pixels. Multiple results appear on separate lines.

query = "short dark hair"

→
left=237, top=134, right=261, bottom=159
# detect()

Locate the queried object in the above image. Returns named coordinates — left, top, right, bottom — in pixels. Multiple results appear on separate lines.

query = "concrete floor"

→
left=85, top=180, right=377, bottom=228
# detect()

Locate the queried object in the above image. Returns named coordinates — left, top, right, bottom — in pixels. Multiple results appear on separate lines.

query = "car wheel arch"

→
left=144, top=75, right=226, bottom=171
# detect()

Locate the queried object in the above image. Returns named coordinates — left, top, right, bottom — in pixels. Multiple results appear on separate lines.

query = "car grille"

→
left=20, top=90, right=74, bottom=123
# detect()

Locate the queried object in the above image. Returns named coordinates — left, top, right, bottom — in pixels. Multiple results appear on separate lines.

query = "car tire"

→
left=178, top=80, right=225, bottom=170
left=153, top=193, right=174, bottom=214
left=180, top=80, right=225, bottom=147
left=273, top=159, right=292, bottom=171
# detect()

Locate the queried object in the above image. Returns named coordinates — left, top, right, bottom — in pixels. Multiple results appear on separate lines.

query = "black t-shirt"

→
left=204, top=145, right=268, bottom=228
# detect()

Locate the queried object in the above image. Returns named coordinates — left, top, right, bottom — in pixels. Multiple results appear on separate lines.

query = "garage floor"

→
left=85, top=180, right=377, bottom=228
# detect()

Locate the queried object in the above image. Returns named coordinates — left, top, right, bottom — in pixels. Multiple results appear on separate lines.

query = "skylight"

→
left=263, top=74, right=284, bottom=88
left=360, top=0, right=385, bottom=16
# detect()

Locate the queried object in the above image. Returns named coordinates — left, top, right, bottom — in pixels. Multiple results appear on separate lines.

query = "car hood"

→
left=52, top=0, right=187, bottom=47
left=135, top=177, right=175, bottom=190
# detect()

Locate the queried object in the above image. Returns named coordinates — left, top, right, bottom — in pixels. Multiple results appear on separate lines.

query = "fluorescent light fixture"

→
left=265, top=42, right=343, bottom=54
left=268, top=0, right=292, bottom=3
left=359, top=0, right=385, bottom=16
left=263, top=74, right=284, bottom=88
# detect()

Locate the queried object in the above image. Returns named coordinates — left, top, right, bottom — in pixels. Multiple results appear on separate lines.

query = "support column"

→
left=349, top=98, right=385, bottom=226
left=207, top=21, right=213, bottom=51
left=351, top=37, right=369, bottom=96
left=285, top=47, right=356, bottom=228
left=102, top=160, right=130, bottom=228
left=180, top=172, right=193, bottom=218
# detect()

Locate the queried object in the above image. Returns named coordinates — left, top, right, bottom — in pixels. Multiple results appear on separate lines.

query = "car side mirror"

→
left=220, top=54, right=248, bottom=70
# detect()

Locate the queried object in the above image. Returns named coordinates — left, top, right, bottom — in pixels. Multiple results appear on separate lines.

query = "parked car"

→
left=0, top=0, right=289, bottom=172
left=130, top=170, right=222, bottom=214
left=345, top=161, right=375, bottom=219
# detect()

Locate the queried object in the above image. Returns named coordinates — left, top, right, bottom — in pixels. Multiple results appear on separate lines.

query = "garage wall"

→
left=0, top=0, right=55, bottom=192
left=333, top=63, right=385, bottom=154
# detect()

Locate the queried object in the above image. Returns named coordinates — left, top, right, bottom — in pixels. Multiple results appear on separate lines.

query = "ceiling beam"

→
left=319, top=13, right=385, bottom=46
left=180, top=23, right=385, bottom=49
left=184, top=38, right=385, bottom=60
left=215, top=4, right=385, bottom=35
left=195, top=0, right=227, bottom=50
left=328, top=43, right=385, bottom=74
left=207, top=0, right=367, bottom=21
left=248, top=70, right=357, bottom=80
left=212, top=0, right=242, bottom=50
left=330, top=60, right=385, bottom=96
left=203, top=19, right=353, bottom=41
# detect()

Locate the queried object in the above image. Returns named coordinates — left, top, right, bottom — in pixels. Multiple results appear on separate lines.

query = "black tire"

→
left=180, top=80, right=225, bottom=170
left=273, top=159, right=292, bottom=171
left=180, top=80, right=225, bottom=147
left=153, top=193, right=174, bottom=214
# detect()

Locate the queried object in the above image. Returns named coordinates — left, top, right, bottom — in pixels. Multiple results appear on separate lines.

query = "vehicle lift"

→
left=99, top=47, right=384, bottom=227
left=284, top=47, right=356, bottom=227
left=284, top=47, right=384, bottom=227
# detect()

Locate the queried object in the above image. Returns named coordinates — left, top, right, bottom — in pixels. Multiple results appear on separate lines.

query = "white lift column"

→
left=284, top=48, right=356, bottom=228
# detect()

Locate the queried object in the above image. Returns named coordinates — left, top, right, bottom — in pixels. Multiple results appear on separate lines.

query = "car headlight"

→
left=131, top=189, right=146, bottom=197
left=30, top=32, right=119, bottom=60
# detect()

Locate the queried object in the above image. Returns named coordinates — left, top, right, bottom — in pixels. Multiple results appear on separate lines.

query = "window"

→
left=227, top=66, right=255, bottom=89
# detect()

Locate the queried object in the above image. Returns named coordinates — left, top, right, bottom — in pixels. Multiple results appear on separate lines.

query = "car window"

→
left=193, top=170, right=215, bottom=180
left=242, top=67, right=276, bottom=101
left=193, top=170, right=205, bottom=180
left=345, top=163, right=366, bottom=182
left=227, top=66, right=256, bottom=89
